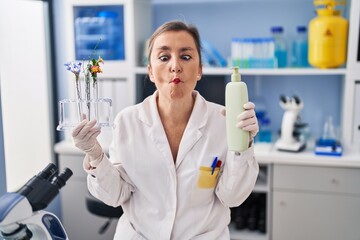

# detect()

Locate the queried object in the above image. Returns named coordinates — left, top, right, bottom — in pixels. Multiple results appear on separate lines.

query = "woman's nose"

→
left=170, top=59, right=182, bottom=73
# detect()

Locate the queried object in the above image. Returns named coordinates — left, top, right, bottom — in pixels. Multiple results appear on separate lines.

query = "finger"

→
left=83, top=127, right=101, bottom=142
left=250, top=130, right=258, bottom=138
left=78, top=129, right=101, bottom=152
left=237, top=109, right=256, bottom=121
left=236, top=117, right=257, bottom=129
left=243, top=102, right=255, bottom=110
left=220, top=108, right=226, bottom=116
left=88, top=128, right=101, bottom=140
left=242, top=124, right=259, bottom=133
left=76, top=120, right=98, bottom=139
left=72, top=119, right=88, bottom=137
left=81, top=113, right=87, bottom=120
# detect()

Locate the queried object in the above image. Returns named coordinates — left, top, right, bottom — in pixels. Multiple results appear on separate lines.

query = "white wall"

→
left=0, top=0, right=55, bottom=191
left=0, top=96, right=6, bottom=195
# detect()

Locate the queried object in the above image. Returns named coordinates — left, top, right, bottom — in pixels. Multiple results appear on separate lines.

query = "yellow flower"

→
left=96, top=57, right=104, bottom=64
left=90, top=65, right=102, bottom=74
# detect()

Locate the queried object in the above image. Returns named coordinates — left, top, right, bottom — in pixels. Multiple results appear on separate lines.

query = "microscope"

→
left=0, top=163, right=72, bottom=240
left=275, top=95, right=307, bottom=152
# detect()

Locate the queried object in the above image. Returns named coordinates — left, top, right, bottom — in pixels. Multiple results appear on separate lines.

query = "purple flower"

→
left=64, top=61, right=82, bottom=80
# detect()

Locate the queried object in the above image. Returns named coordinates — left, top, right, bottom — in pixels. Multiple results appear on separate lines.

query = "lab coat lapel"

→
left=138, top=91, right=174, bottom=165
left=175, top=92, right=207, bottom=168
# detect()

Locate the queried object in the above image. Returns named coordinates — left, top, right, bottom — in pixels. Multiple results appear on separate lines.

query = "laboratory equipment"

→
left=292, top=26, right=309, bottom=67
left=57, top=98, right=113, bottom=130
left=314, top=116, right=343, bottom=156
left=58, top=57, right=113, bottom=131
left=258, top=117, right=272, bottom=143
left=271, top=26, right=288, bottom=68
left=201, top=40, right=227, bottom=67
left=231, top=37, right=276, bottom=68
left=275, top=95, right=306, bottom=152
left=0, top=163, right=72, bottom=239
left=308, top=0, right=348, bottom=68
left=226, top=67, right=249, bottom=153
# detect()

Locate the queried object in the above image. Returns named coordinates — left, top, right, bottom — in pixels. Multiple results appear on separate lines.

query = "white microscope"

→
left=275, top=95, right=306, bottom=152
left=0, top=163, right=72, bottom=240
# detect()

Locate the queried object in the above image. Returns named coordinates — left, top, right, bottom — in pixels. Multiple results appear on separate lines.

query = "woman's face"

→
left=148, top=30, right=202, bottom=102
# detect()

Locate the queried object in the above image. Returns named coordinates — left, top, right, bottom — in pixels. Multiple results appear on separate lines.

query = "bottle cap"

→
left=271, top=26, right=284, bottom=34
left=261, top=117, right=271, bottom=125
left=231, top=67, right=241, bottom=82
left=297, top=26, right=307, bottom=33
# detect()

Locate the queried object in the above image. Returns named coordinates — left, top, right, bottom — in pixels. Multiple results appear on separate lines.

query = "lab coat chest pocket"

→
left=191, top=166, right=220, bottom=206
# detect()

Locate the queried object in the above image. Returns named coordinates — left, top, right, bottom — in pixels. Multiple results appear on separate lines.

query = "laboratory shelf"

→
left=253, top=180, right=268, bottom=193
left=252, top=184, right=268, bottom=193
left=153, top=0, right=309, bottom=4
left=229, top=223, right=268, bottom=240
left=135, top=66, right=347, bottom=76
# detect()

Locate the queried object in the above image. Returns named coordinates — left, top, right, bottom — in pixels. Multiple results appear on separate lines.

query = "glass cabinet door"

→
left=73, top=5, right=125, bottom=61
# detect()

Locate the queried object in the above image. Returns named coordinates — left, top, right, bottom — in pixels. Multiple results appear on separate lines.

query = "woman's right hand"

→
left=72, top=116, right=103, bottom=161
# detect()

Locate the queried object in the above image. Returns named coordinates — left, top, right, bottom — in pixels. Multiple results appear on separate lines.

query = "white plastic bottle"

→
left=226, top=67, right=249, bottom=153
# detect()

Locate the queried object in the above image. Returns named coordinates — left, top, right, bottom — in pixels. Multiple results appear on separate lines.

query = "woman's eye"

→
left=159, top=56, right=169, bottom=61
left=182, top=55, right=191, bottom=61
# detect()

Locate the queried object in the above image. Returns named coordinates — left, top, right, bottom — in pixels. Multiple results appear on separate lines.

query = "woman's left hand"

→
left=236, top=102, right=259, bottom=140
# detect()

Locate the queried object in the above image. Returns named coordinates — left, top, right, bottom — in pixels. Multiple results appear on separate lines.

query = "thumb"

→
left=81, top=113, right=87, bottom=120
left=220, top=108, right=226, bottom=116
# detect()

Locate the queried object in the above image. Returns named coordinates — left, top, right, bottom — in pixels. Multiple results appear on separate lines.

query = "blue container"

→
left=258, top=117, right=272, bottom=143
left=292, top=26, right=309, bottom=67
left=271, top=26, right=288, bottom=68
left=74, top=6, right=125, bottom=61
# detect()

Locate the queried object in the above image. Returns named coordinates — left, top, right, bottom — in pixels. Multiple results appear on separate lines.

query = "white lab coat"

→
left=83, top=91, right=259, bottom=240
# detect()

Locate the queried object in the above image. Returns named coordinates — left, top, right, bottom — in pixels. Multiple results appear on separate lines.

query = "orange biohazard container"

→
left=308, top=0, right=348, bottom=68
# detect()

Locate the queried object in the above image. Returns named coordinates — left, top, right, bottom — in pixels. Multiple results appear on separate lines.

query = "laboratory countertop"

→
left=254, top=143, right=360, bottom=168
left=54, top=141, right=360, bottom=168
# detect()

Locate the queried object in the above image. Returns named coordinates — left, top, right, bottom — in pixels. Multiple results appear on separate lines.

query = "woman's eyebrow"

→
left=156, top=46, right=170, bottom=51
left=180, top=47, right=194, bottom=52
left=155, top=46, right=194, bottom=52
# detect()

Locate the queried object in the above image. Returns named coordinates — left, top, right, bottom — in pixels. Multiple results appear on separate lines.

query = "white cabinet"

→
left=272, top=164, right=360, bottom=240
left=230, top=163, right=273, bottom=240
left=342, top=0, right=360, bottom=147
left=57, top=145, right=118, bottom=240
left=273, top=191, right=360, bottom=240
left=354, top=82, right=360, bottom=148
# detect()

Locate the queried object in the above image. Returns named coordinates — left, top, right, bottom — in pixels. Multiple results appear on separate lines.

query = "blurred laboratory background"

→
left=0, top=0, right=360, bottom=239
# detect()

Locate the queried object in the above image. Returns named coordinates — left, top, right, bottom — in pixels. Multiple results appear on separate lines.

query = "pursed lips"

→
left=171, top=77, right=181, bottom=84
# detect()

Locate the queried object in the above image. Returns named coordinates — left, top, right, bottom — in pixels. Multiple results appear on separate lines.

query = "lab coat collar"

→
left=138, top=91, right=207, bottom=167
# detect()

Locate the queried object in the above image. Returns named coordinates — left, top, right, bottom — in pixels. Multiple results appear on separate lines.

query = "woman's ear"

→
left=197, top=65, right=202, bottom=81
left=147, top=64, right=154, bottom=82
